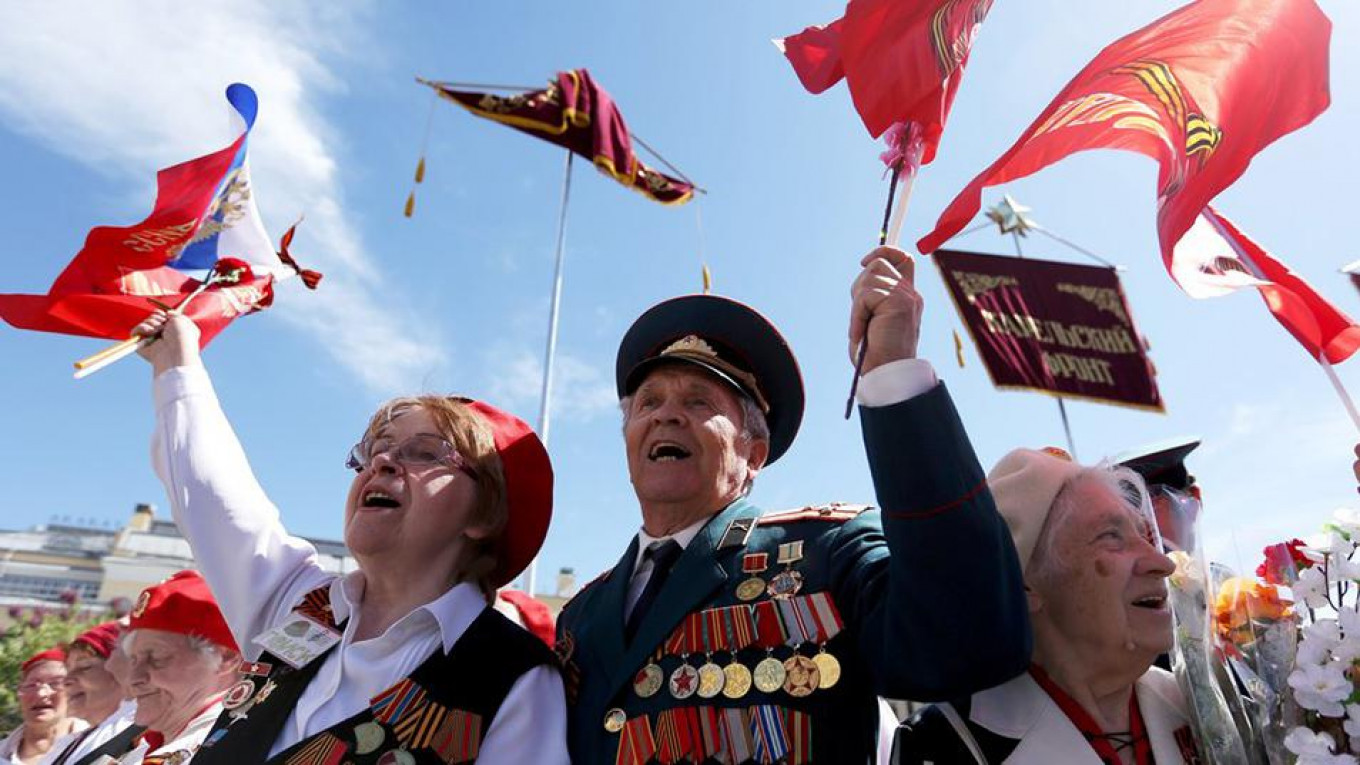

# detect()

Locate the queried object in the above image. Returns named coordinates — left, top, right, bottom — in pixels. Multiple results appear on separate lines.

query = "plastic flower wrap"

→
left=1213, top=575, right=1300, bottom=763
left=1169, top=550, right=1252, bottom=763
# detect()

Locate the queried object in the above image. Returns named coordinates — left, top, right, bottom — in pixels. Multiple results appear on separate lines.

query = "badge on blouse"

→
left=253, top=612, right=341, bottom=669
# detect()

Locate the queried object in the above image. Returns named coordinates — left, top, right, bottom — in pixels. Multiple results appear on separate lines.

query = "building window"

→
left=0, top=575, right=100, bottom=602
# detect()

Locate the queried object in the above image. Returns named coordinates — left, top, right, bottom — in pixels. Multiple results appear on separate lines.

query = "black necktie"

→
left=625, top=539, right=683, bottom=642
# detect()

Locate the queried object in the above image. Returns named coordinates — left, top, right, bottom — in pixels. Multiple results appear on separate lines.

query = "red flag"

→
left=777, top=0, right=994, bottom=162
left=0, top=84, right=297, bottom=348
left=1174, top=207, right=1360, bottom=363
left=918, top=0, right=1331, bottom=257
left=430, top=69, right=694, bottom=205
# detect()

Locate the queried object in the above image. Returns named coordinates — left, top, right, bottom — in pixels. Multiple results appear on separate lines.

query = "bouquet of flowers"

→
left=1217, top=509, right=1360, bottom=764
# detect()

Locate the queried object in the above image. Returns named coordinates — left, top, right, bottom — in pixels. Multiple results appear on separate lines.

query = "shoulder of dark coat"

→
left=558, top=566, right=612, bottom=618
left=755, top=502, right=873, bottom=526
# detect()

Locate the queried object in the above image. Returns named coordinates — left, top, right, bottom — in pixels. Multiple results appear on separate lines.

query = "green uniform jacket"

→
left=556, top=384, right=1031, bottom=764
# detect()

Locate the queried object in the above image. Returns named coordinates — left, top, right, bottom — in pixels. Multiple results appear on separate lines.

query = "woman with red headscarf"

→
left=39, top=622, right=142, bottom=765
left=1, top=649, right=86, bottom=764
left=133, top=313, right=565, bottom=764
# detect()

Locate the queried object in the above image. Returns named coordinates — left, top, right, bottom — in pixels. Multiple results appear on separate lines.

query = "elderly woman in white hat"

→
left=893, top=448, right=1201, bottom=765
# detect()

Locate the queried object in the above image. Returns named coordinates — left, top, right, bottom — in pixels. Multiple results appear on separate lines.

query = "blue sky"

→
left=0, top=1, right=1357, bottom=592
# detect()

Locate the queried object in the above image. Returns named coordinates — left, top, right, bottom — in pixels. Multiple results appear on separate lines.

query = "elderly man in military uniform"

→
left=556, top=247, right=1032, bottom=764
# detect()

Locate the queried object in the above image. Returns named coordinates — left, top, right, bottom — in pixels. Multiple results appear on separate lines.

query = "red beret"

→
left=465, top=401, right=553, bottom=589
left=72, top=621, right=123, bottom=659
left=22, top=647, right=66, bottom=675
left=129, top=571, right=238, bottom=652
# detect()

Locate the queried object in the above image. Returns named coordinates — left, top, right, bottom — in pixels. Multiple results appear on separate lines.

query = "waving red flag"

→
left=777, top=0, right=994, bottom=163
left=1174, top=207, right=1360, bottom=363
left=917, top=0, right=1331, bottom=258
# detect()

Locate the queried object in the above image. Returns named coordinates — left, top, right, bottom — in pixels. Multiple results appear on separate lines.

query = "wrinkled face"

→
left=624, top=366, right=768, bottom=515
left=344, top=407, right=486, bottom=568
left=124, top=630, right=233, bottom=734
left=17, top=660, right=67, bottom=727
left=1030, top=477, right=1176, bottom=662
left=65, top=645, right=124, bottom=721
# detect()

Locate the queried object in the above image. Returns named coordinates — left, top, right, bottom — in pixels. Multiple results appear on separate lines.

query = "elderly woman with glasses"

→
left=893, top=448, right=1202, bottom=764
left=2, top=649, right=85, bottom=765
left=132, top=312, right=566, bottom=765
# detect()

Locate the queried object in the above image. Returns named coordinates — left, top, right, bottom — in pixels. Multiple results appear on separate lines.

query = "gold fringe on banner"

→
left=953, top=329, right=966, bottom=368
left=702, top=264, right=712, bottom=294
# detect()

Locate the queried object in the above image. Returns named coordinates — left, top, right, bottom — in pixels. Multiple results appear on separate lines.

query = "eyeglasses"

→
left=18, top=679, right=63, bottom=694
left=345, top=434, right=478, bottom=477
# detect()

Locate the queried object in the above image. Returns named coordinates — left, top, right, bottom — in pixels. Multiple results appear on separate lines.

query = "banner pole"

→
left=526, top=149, right=574, bottom=597
left=1011, top=229, right=1079, bottom=458
left=1319, top=355, right=1360, bottom=434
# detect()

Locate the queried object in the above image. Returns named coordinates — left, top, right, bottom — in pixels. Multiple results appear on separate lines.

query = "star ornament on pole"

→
left=985, top=195, right=1038, bottom=236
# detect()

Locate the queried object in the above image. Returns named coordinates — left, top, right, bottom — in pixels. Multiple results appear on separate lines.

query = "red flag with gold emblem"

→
left=427, top=69, right=694, bottom=206
left=777, top=0, right=994, bottom=162
left=917, top=0, right=1331, bottom=263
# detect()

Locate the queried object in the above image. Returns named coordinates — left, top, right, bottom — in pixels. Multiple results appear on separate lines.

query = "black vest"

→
left=192, top=591, right=555, bottom=765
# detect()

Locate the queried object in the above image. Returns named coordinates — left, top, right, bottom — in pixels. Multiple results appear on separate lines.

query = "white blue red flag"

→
left=0, top=83, right=317, bottom=347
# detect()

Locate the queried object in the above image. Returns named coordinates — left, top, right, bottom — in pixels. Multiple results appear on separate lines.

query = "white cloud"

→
left=484, top=344, right=619, bottom=431
left=0, top=1, right=446, bottom=393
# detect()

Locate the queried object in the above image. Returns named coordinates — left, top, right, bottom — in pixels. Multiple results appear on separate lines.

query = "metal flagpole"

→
left=525, top=150, right=574, bottom=596
left=1319, top=354, right=1360, bottom=434
left=1008, top=227, right=1079, bottom=459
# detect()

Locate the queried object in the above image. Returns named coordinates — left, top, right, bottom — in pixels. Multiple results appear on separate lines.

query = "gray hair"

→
left=120, top=631, right=237, bottom=666
left=619, top=391, right=771, bottom=494
left=1027, top=464, right=1154, bottom=586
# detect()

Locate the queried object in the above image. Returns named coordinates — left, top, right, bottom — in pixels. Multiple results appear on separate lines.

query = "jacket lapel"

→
left=1135, top=668, right=1192, bottom=765
left=576, top=536, right=639, bottom=694
left=970, top=673, right=1102, bottom=764
left=607, top=500, right=757, bottom=699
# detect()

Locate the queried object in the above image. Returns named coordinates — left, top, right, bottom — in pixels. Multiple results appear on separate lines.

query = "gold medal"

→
left=722, top=662, right=753, bottom=699
left=813, top=651, right=842, bottom=689
left=669, top=663, right=699, bottom=699
left=782, top=655, right=820, bottom=697
left=753, top=655, right=787, bottom=693
left=736, top=577, right=767, bottom=601
left=696, top=661, right=726, bottom=698
left=254, top=678, right=278, bottom=705
left=603, top=708, right=627, bottom=733
left=354, top=721, right=386, bottom=755
left=632, top=662, right=664, bottom=699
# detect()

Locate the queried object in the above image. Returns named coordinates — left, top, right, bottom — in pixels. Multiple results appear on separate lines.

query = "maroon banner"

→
left=935, top=249, right=1163, bottom=411
left=432, top=69, right=694, bottom=206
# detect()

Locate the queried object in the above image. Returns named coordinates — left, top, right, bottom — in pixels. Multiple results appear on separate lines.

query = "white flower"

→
left=1304, top=531, right=1353, bottom=563
left=1296, top=566, right=1333, bottom=609
left=1287, top=727, right=1338, bottom=755
left=1345, top=704, right=1360, bottom=740
left=1289, top=661, right=1353, bottom=717
left=1334, top=508, right=1360, bottom=538
left=1335, top=556, right=1360, bottom=582
left=1286, top=728, right=1359, bottom=764
left=1337, top=611, right=1360, bottom=664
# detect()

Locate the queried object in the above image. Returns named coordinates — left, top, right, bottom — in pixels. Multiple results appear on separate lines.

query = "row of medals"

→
left=631, top=567, right=842, bottom=701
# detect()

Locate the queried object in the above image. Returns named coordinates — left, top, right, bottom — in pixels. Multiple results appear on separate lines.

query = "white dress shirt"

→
left=151, top=365, right=569, bottom=764
left=116, top=702, right=220, bottom=765
left=624, top=516, right=709, bottom=617
left=38, top=700, right=134, bottom=765
left=1, top=720, right=88, bottom=765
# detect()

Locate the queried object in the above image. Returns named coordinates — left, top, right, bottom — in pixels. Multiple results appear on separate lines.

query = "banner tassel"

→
left=404, top=86, right=438, bottom=219
left=954, top=329, right=965, bottom=368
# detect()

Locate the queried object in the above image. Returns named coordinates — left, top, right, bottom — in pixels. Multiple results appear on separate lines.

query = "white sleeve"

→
left=474, top=665, right=569, bottom=765
left=855, top=358, right=939, bottom=408
left=151, top=365, right=330, bottom=656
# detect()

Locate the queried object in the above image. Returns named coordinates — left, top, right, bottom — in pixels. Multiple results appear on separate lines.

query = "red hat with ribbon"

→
left=129, top=570, right=238, bottom=652
left=72, top=621, right=124, bottom=659
left=21, top=647, right=66, bottom=675
left=464, top=401, right=554, bottom=589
